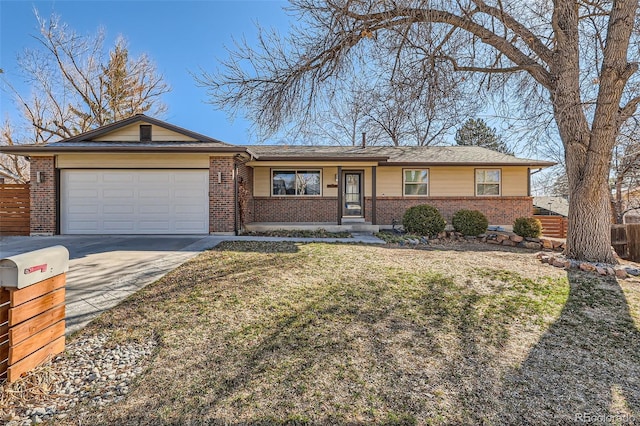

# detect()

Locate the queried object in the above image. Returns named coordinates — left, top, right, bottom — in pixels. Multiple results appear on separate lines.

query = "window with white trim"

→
left=404, top=169, right=429, bottom=196
left=272, top=170, right=321, bottom=196
left=476, top=169, right=501, bottom=195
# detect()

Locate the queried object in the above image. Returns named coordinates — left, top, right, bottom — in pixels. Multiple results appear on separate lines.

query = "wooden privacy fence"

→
left=610, top=223, right=640, bottom=262
left=611, top=224, right=628, bottom=259
left=0, top=246, right=68, bottom=383
left=0, top=184, right=30, bottom=236
left=533, top=215, right=568, bottom=239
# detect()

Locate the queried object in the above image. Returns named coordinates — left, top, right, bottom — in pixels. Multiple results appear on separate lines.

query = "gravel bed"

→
left=2, top=332, right=156, bottom=425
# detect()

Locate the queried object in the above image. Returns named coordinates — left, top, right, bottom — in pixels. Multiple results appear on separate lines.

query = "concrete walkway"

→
left=0, top=233, right=384, bottom=334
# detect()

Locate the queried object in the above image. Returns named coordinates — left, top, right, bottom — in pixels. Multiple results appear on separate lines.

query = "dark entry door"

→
left=343, top=171, right=363, bottom=217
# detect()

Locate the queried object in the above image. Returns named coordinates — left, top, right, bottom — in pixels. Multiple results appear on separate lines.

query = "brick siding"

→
left=209, top=157, right=236, bottom=233
left=30, top=157, right=56, bottom=235
left=375, top=196, right=533, bottom=226
left=249, top=196, right=531, bottom=226
left=253, top=197, right=338, bottom=223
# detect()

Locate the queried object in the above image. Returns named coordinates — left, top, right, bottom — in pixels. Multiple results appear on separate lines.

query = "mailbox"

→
left=0, top=245, right=69, bottom=289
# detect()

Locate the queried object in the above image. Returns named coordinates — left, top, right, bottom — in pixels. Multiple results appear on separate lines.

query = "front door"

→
left=343, top=171, right=363, bottom=217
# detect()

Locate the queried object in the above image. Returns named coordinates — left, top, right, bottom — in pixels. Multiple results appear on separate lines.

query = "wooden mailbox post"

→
left=0, top=245, right=69, bottom=382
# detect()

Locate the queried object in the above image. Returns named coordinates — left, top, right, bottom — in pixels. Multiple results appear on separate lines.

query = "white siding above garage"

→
left=61, top=170, right=209, bottom=234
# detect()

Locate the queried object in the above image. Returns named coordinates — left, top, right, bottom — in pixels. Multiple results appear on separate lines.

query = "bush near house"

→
left=513, top=217, right=543, bottom=238
left=402, top=204, right=446, bottom=237
left=452, top=209, right=489, bottom=236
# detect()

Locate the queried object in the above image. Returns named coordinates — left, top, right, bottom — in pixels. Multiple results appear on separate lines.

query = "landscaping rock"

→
left=522, top=241, right=542, bottom=250
left=525, top=237, right=541, bottom=243
left=580, top=262, right=597, bottom=272
left=542, top=239, right=554, bottom=249
left=625, top=267, right=640, bottom=276
left=510, top=235, right=524, bottom=243
left=615, top=268, right=628, bottom=279
left=502, top=239, right=517, bottom=247
left=496, top=234, right=510, bottom=243
left=552, top=259, right=567, bottom=268
left=596, top=267, right=608, bottom=276
left=1, top=333, right=156, bottom=423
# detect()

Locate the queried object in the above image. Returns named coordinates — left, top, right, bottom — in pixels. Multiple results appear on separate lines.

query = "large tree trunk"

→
left=550, top=0, right=634, bottom=264
left=565, top=147, right=616, bottom=263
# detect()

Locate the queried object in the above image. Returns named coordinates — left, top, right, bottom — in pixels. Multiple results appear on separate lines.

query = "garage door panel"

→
left=175, top=204, right=207, bottom=214
left=66, top=220, right=101, bottom=231
left=68, top=205, right=100, bottom=214
left=68, top=173, right=98, bottom=183
left=69, top=189, right=100, bottom=199
left=139, top=205, right=171, bottom=214
left=102, top=204, right=135, bottom=214
left=103, top=222, right=136, bottom=232
left=62, top=170, right=209, bottom=234
left=139, top=189, right=170, bottom=198
left=102, top=172, right=136, bottom=182
left=138, top=173, right=169, bottom=183
left=138, top=221, right=171, bottom=232
left=174, top=173, right=208, bottom=183
left=103, top=188, right=135, bottom=198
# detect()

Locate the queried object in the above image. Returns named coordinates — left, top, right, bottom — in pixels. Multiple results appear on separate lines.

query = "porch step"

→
left=341, top=217, right=366, bottom=224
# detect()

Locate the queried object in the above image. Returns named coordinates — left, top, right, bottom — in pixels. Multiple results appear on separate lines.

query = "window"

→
left=272, top=170, right=321, bottom=196
left=404, top=169, right=429, bottom=196
left=140, top=125, right=152, bottom=142
left=476, top=169, right=501, bottom=195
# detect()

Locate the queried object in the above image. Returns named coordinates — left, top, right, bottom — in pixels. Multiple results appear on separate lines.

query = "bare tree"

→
left=610, top=119, right=640, bottom=223
left=1, top=12, right=170, bottom=145
left=202, top=0, right=639, bottom=263
left=0, top=118, right=29, bottom=183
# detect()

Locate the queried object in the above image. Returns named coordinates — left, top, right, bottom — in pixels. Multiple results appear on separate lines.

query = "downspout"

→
left=528, top=168, right=542, bottom=196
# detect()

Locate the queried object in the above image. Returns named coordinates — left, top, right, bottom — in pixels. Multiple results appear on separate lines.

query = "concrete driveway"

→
left=0, top=235, right=220, bottom=334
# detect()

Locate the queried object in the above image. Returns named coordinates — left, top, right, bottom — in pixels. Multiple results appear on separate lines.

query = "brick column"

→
left=209, top=157, right=236, bottom=234
left=30, top=156, right=56, bottom=235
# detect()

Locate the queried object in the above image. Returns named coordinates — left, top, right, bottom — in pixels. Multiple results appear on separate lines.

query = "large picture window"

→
left=272, top=170, right=321, bottom=196
left=404, top=169, right=429, bottom=196
left=476, top=169, right=501, bottom=196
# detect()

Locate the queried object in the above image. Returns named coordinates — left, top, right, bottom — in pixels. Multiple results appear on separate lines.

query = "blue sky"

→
left=0, top=0, right=290, bottom=145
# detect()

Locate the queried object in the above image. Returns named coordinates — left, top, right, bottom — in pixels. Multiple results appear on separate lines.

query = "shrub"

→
left=513, top=217, right=542, bottom=238
left=402, top=204, right=446, bottom=236
left=452, top=209, right=489, bottom=236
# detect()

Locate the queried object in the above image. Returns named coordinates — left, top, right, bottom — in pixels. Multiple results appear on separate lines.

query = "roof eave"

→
left=379, top=161, right=557, bottom=167
left=253, top=155, right=390, bottom=162
left=0, top=146, right=247, bottom=154
left=60, top=114, right=235, bottom=146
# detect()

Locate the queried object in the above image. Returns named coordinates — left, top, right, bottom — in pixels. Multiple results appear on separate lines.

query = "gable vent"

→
left=140, top=125, right=152, bottom=142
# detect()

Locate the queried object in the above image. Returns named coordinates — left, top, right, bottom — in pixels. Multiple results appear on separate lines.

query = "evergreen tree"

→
left=454, top=119, right=512, bottom=155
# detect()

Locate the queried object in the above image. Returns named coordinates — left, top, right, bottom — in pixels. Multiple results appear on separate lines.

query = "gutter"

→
left=0, top=146, right=248, bottom=154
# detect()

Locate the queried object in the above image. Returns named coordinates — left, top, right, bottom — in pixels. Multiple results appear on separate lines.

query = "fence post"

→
left=0, top=246, right=68, bottom=382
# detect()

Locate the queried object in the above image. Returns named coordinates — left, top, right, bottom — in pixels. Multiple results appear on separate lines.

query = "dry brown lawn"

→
left=58, top=242, right=640, bottom=425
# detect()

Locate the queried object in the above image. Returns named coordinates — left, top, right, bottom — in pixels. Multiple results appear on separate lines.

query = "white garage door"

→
left=61, top=170, right=209, bottom=234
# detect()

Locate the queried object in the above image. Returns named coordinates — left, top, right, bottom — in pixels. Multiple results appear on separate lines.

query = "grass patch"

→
left=53, top=243, right=640, bottom=425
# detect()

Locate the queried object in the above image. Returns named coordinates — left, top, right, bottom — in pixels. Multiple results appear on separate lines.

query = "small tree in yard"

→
left=203, top=0, right=640, bottom=263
